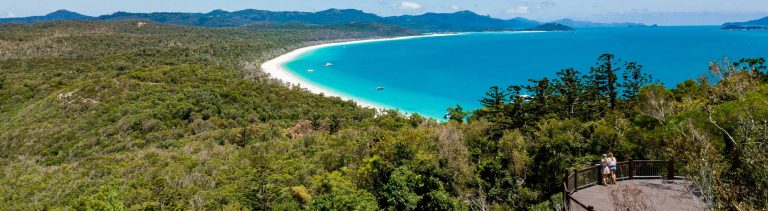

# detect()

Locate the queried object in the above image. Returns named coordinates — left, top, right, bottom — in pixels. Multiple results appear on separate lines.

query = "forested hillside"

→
left=0, top=9, right=543, bottom=32
left=0, top=21, right=766, bottom=210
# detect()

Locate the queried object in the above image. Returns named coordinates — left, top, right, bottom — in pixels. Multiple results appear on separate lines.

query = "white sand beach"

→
left=260, top=33, right=463, bottom=111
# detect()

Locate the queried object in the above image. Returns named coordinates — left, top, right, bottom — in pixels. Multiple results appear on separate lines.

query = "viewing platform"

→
left=563, top=160, right=706, bottom=211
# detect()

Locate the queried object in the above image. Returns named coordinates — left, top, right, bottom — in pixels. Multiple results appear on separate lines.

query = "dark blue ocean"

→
left=284, top=26, right=768, bottom=119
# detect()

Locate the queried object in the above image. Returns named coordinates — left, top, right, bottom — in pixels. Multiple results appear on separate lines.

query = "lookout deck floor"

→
left=570, top=180, right=707, bottom=211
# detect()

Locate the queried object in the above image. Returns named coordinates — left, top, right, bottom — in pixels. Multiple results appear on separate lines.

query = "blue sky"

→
left=1, top=0, right=767, bottom=25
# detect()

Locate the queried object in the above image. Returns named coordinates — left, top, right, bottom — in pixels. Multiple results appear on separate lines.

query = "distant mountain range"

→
left=0, top=9, right=649, bottom=32
left=381, top=10, right=540, bottom=32
left=0, top=10, right=91, bottom=23
left=722, top=16, right=768, bottom=30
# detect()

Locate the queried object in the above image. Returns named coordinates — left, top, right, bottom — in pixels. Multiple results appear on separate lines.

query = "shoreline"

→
left=260, top=33, right=465, bottom=113
left=260, top=31, right=549, bottom=118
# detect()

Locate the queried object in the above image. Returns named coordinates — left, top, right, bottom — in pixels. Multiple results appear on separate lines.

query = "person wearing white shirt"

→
left=608, top=152, right=617, bottom=184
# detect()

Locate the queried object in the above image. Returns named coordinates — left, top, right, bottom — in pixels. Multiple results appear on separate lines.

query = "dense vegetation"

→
left=451, top=55, right=768, bottom=210
left=1, top=20, right=766, bottom=210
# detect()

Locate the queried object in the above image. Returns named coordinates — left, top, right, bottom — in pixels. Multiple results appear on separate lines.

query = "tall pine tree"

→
left=554, top=68, right=585, bottom=119
left=588, top=54, right=620, bottom=114
left=620, top=61, right=651, bottom=100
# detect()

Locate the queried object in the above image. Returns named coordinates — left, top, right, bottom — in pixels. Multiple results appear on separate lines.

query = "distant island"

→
left=722, top=25, right=768, bottom=30
left=722, top=16, right=768, bottom=30
left=553, top=18, right=647, bottom=28
left=528, top=23, right=573, bottom=31
left=629, top=24, right=659, bottom=28
left=0, top=9, right=646, bottom=32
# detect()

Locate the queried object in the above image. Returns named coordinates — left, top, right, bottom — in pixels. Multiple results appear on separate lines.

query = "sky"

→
left=1, top=0, right=767, bottom=25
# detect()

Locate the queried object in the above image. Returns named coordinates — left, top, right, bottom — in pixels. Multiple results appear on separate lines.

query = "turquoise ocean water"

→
left=284, top=26, right=768, bottom=119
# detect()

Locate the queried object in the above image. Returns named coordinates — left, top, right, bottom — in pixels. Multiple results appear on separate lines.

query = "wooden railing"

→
left=562, top=160, right=678, bottom=211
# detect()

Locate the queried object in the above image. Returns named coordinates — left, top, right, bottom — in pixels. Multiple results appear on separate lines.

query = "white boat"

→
left=307, top=69, right=315, bottom=72
left=324, top=62, right=334, bottom=67
left=376, top=86, right=384, bottom=91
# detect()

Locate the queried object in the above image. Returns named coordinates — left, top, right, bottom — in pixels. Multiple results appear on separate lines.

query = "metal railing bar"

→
left=562, top=160, right=678, bottom=211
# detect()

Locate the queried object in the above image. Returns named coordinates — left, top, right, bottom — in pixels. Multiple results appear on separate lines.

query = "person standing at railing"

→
left=608, top=152, right=617, bottom=184
left=601, top=154, right=611, bottom=185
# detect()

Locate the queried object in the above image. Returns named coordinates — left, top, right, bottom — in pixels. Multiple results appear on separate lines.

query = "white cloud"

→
left=400, top=1, right=422, bottom=10
left=3, top=11, right=16, bottom=18
left=451, top=5, right=461, bottom=11
left=540, top=1, right=556, bottom=8
left=506, top=6, right=529, bottom=14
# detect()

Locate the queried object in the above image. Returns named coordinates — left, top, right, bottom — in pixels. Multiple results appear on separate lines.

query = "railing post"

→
left=563, top=172, right=568, bottom=210
left=563, top=186, right=567, bottom=211
left=573, top=169, right=578, bottom=190
left=596, top=164, right=603, bottom=185
left=667, top=160, right=675, bottom=180
left=629, top=159, right=634, bottom=180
